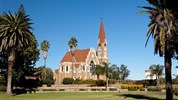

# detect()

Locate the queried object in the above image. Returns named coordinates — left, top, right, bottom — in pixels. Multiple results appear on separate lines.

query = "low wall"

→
left=37, top=85, right=120, bottom=92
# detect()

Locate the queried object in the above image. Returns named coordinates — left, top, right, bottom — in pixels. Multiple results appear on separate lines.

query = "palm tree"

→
left=41, top=40, right=50, bottom=79
left=92, top=64, right=104, bottom=80
left=149, top=64, right=164, bottom=86
left=102, top=62, right=109, bottom=91
left=0, top=11, right=34, bottom=95
left=139, top=0, right=178, bottom=99
left=68, top=36, right=78, bottom=80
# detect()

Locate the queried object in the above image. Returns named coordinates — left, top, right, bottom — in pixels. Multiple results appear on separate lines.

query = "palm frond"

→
left=145, top=23, right=155, bottom=47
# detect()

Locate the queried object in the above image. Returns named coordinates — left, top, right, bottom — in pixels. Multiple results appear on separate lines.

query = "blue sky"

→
left=1, top=0, right=178, bottom=80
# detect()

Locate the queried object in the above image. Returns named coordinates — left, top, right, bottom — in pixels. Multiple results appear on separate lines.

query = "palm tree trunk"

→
left=6, top=50, right=15, bottom=96
left=97, top=74, right=100, bottom=80
left=165, top=50, right=173, bottom=100
left=106, top=77, right=108, bottom=91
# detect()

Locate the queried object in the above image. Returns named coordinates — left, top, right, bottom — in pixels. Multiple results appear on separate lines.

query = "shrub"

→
left=121, top=84, right=143, bottom=89
left=62, top=78, right=74, bottom=84
left=96, top=80, right=106, bottom=86
left=128, top=88, right=138, bottom=91
left=12, top=88, right=27, bottom=94
left=0, top=77, right=6, bottom=85
left=74, top=78, right=83, bottom=84
left=83, top=79, right=96, bottom=85
left=0, top=85, right=6, bottom=92
left=109, top=79, right=116, bottom=84
left=139, top=88, right=145, bottom=91
left=147, top=87, right=161, bottom=92
left=42, top=78, right=54, bottom=85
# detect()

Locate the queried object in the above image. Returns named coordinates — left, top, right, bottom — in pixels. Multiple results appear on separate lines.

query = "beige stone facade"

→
left=54, top=20, right=108, bottom=84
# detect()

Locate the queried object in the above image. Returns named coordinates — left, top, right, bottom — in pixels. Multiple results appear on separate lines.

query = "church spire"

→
left=98, top=18, right=106, bottom=44
left=97, top=18, right=108, bottom=64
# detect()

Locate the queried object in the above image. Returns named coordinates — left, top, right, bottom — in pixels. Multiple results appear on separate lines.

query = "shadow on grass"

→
left=117, top=94, right=164, bottom=100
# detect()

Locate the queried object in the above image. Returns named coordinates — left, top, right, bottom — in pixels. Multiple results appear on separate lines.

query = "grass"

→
left=1, top=91, right=178, bottom=100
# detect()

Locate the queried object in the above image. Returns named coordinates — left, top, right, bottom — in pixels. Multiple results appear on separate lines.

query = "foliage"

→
left=120, top=64, right=130, bottom=80
left=62, top=78, right=74, bottom=84
left=68, top=36, right=78, bottom=49
left=95, top=79, right=106, bottom=86
left=128, top=88, right=138, bottom=91
left=147, top=87, right=161, bottom=92
left=139, top=0, right=178, bottom=99
left=121, top=84, right=143, bottom=89
left=41, top=40, right=50, bottom=52
left=172, top=77, right=178, bottom=84
left=0, top=77, right=6, bottom=85
left=41, top=67, right=54, bottom=85
left=0, top=85, right=6, bottom=92
left=149, top=64, right=164, bottom=86
left=0, top=4, right=38, bottom=95
left=92, top=64, right=104, bottom=79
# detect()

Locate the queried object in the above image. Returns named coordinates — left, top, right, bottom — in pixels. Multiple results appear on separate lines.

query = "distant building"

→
left=54, top=19, right=108, bottom=84
left=145, top=70, right=156, bottom=80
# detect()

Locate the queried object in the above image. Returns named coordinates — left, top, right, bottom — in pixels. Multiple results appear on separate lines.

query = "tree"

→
left=42, top=67, right=54, bottom=85
left=149, top=64, right=164, bottom=86
left=68, top=36, right=78, bottom=49
left=41, top=40, right=50, bottom=79
left=92, top=64, right=104, bottom=80
left=120, top=64, right=130, bottom=80
left=0, top=6, right=35, bottom=95
left=139, top=0, right=178, bottom=99
left=110, top=64, right=120, bottom=80
left=68, top=36, right=78, bottom=80
left=102, top=62, right=109, bottom=90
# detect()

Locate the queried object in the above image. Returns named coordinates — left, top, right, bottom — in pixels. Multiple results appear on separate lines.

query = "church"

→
left=54, top=19, right=108, bottom=84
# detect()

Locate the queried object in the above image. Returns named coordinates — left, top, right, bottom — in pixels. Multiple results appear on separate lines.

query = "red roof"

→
left=60, top=48, right=90, bottom=63
left=98, top=20, right=106, bottom=43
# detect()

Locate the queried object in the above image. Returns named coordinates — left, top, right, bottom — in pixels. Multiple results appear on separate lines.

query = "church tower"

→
left=97, top=19, right=108, bottom=64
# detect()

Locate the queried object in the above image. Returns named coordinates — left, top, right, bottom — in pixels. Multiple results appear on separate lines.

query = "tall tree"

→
left=0, top=9, right=35, bottom=95
left=102, top=62, right=109, bottom=91
left=139, top=0, right=178, bottom=99
left=68, top=36, right=78, bottom=49
left=119, top=64, right=130, bottom=80
left=68, top=36, right=78, bottom=80
left=149, top=64, right=164, bottom=86
left=41, top=40, right=50, bottom=79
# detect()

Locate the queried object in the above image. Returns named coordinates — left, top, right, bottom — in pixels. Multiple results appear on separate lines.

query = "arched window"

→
left=62, top=66, right=64, bottom=72
left=90, top=60, right=95, bottom=73
left=66, top=66, right=68, bottom=72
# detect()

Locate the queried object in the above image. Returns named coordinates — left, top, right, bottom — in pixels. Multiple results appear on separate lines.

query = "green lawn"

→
left=1, top=91, right=178, bottom=100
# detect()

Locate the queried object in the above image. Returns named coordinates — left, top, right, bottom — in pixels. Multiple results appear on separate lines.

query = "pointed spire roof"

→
left=98, top=18, right=106, bottom=43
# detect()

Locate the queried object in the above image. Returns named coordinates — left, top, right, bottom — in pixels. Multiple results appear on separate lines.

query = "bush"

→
left=12, top=88, right=27, bottom=94
left=121, top=84, right=143, bottom=89
left=0, top=85, right=6, bottom=92
left=62, top=78, right=74, bottom=84
left=139, top=88, right=145, bottom=91
left=74, top=78, right=83, bottom=84
left=109, top=79, right=116, bottom=84
left=42, top=78, right=54, bottom=85
left=128, top=88, right=138, bottom=91
left=83, top=79, right=96, bottom=85
left=147, top=87, right=161, bottom=92
left=96, top=80, right=106, bottom=86
left=0, top=77, right=6, bottom=85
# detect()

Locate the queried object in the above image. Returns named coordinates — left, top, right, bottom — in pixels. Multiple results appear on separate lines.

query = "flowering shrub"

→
left=121, top=84, right=143, bottom=89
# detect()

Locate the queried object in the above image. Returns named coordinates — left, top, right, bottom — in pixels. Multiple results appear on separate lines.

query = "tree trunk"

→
left=106, top=76, right=108, bottom=91
left=6, top=50, right=15, bottom=96
left=97, top=74, right=100, bottom=80
left=165, top=50, right=173, bottom=100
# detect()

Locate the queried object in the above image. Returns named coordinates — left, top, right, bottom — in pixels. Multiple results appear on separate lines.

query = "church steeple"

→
left=97, top=18, right=108, bottom=64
